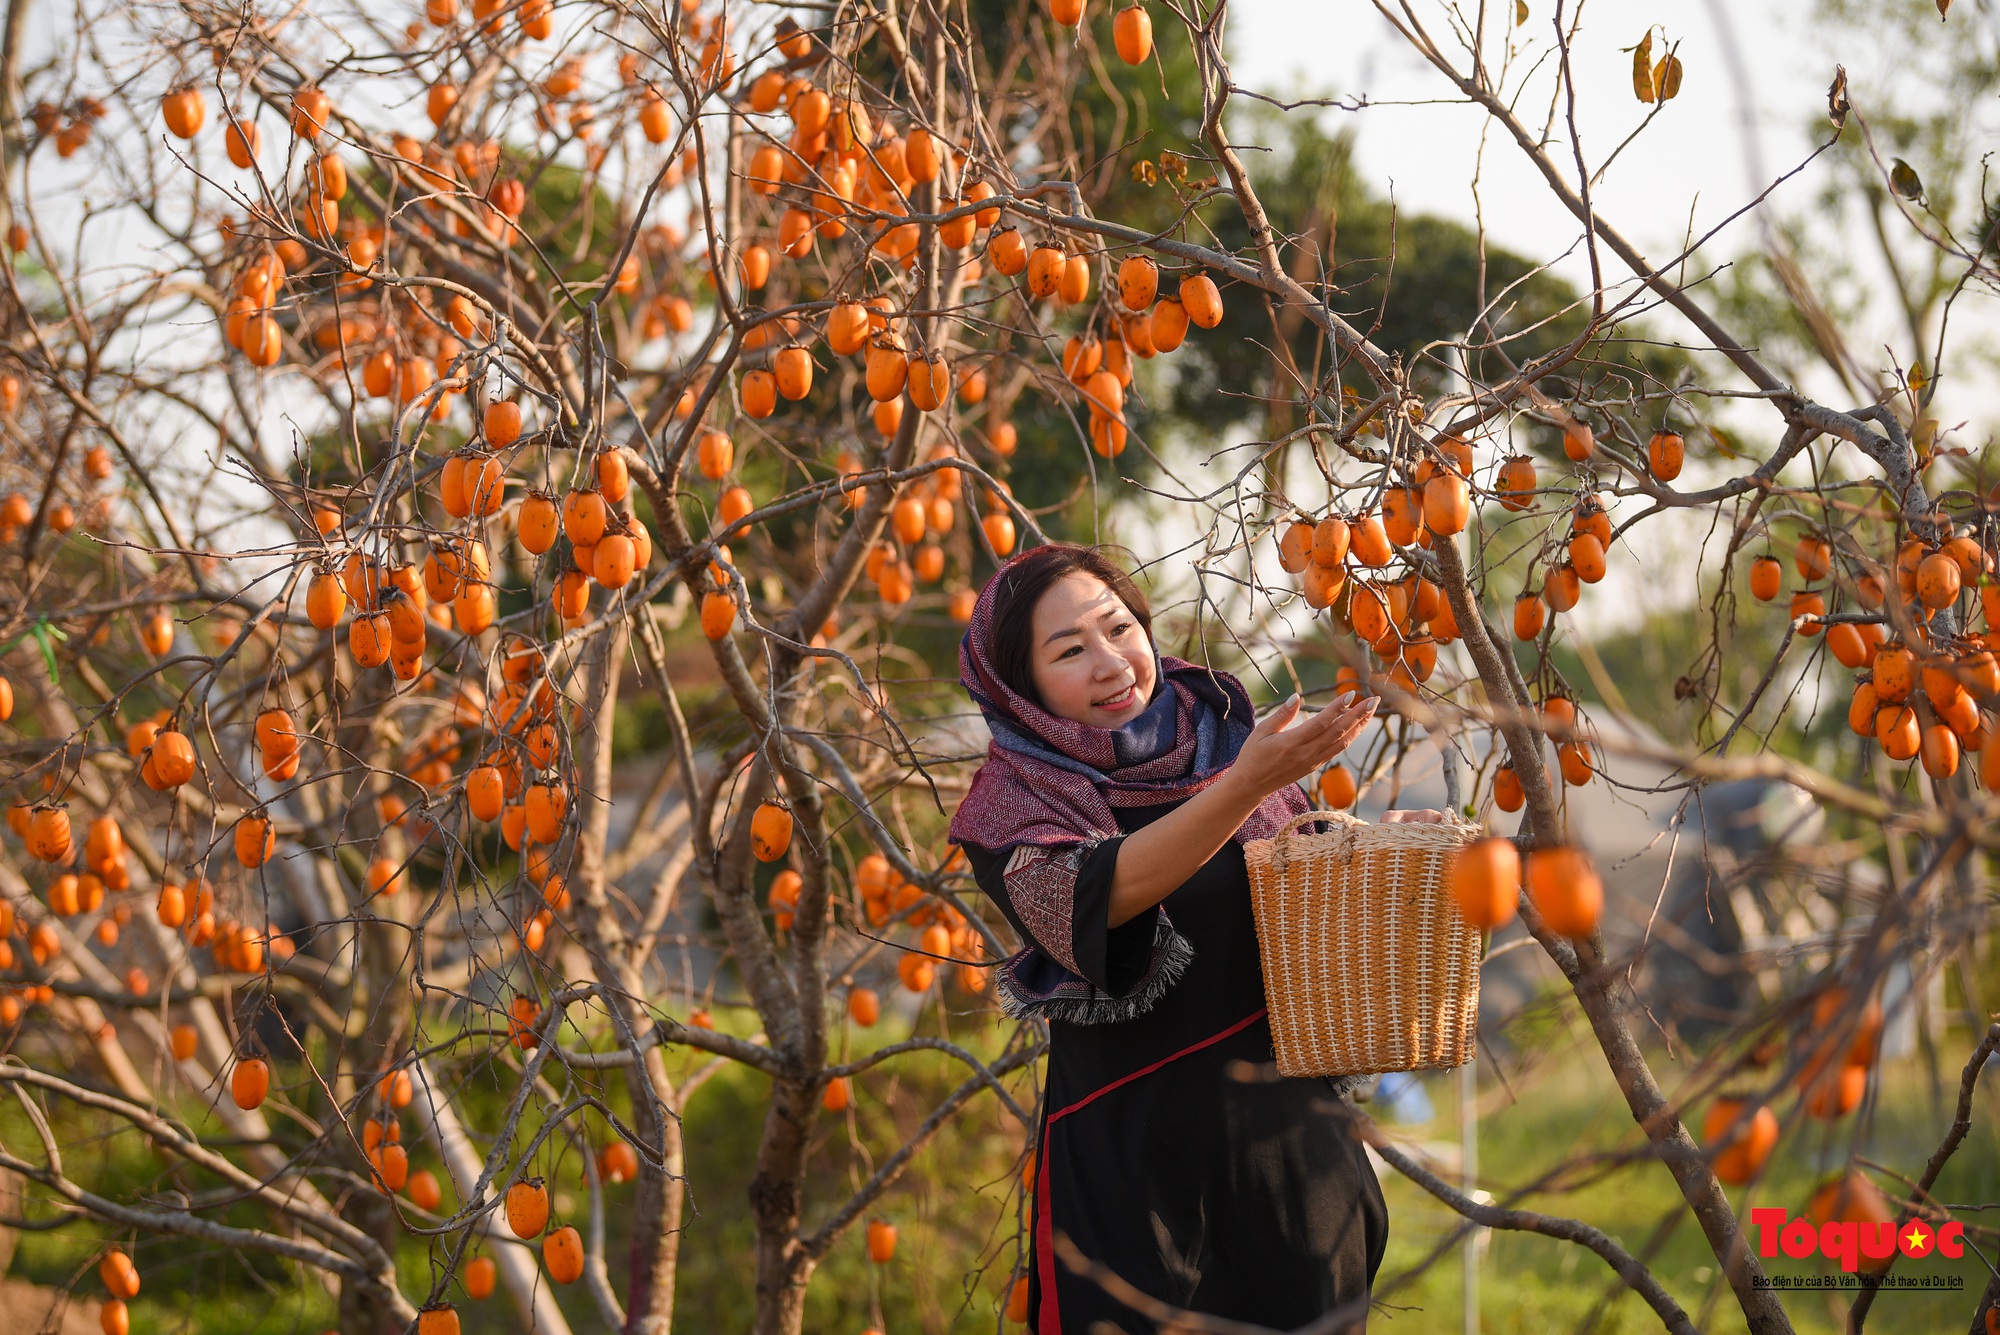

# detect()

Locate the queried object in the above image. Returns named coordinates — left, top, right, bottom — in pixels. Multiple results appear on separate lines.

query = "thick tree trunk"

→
left=749, top=1082, right=818, bottom=1335
left=319, top=661, right=416, bottom=1335
left=623, top=1045, right=687, bottom=1335
left=570, top=620, right=691, bottom=1334
left=339, top=912, right=415, bottom=1335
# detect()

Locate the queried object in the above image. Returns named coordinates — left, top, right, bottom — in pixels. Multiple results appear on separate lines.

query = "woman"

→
left=951, top=544, right=1412, bottom=1334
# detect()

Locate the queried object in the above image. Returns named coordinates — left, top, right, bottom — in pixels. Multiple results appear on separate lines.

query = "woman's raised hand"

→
left=1227, top=693, right=1377, bottom=802
left=1109, top=690, right=1377, bottom=928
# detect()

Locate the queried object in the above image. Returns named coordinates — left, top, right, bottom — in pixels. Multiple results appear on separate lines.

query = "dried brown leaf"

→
left=1632, top=32, right=1656, bottom=103
left=1655, top=53, right=1683, bottom=101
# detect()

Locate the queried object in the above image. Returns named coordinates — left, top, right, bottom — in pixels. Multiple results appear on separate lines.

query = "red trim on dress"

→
left=1033, top=1007, right=1269, bottom=1334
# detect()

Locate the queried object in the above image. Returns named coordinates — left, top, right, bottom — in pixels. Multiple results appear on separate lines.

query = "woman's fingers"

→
left=1323, top=700, right=1377, bottom=753
left=1241, top=693, right=1377, bottom=793
left=1285, top=697, right=1374, bottom=765
left=1298, top=695, right=1369, bottom=732
left=1252, top=693, right=1302, bottom=739
left=1314, top=696, right=1376, bottom=744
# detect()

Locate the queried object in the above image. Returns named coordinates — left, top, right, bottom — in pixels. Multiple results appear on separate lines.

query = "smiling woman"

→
left=989, top=546, right=1160, bottom=727
left=950, top=544, right=1390, bottom=1334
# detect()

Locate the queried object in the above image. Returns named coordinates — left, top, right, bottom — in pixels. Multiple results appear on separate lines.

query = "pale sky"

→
left=1227, top=0, right=1830, bottom=291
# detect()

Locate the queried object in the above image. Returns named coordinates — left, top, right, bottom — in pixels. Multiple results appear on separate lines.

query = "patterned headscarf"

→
left=948, top=555, right=1308, bottom=853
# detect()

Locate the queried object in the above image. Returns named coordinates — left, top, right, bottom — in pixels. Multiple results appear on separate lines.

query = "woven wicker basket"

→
left=1243, top=811, right=1484, bottom=1078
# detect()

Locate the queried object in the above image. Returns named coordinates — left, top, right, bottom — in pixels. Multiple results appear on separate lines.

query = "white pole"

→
left=1462, top=1056, right=1479, bottom=1335
left=1443, top=307, right=1484, bottom=1335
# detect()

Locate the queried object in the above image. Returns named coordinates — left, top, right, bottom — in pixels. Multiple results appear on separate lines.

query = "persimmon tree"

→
left=0, top=0, right=1995, bottom=1332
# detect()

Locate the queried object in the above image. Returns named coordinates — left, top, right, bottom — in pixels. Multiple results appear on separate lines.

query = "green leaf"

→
left=29, top=620, right=67, bottom=686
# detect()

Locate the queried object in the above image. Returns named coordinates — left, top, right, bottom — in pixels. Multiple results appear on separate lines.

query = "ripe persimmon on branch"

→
left=0, top=0, right=1994, bottom=1332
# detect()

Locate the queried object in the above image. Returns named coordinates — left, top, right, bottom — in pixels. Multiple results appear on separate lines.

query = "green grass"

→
left=3, top=1005, right=1993, bottom=1334
left=1371, top=1027, right=2000, bottom=1334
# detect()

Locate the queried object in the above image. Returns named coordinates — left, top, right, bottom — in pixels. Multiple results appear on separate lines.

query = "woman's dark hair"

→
left=987, top=544, right=1152, bottom=706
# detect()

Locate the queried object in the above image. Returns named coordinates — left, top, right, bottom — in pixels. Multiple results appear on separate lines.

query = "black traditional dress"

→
left=964, top=795, right=1388, bottom=1334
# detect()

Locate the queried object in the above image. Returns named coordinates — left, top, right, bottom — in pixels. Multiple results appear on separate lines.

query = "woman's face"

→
left=1026, top=572, right=1158, bottom=728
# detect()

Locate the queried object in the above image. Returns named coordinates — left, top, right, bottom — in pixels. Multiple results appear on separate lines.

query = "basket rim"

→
left=1244, top=809, right=1482, bottom=857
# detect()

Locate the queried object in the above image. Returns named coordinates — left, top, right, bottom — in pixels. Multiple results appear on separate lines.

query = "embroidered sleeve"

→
left=1000, top=843, right=1092, bottom=975
left=962, top=838, right=1193, bottom=1025
left=993, top=916, right=1194, bottom=1026
left=991, top=839, right=1192, bottom=1025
